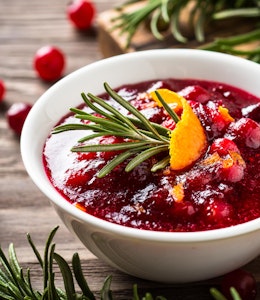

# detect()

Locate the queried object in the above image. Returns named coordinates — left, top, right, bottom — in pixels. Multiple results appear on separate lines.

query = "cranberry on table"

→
left=67, top=0, right=95, bottom=30
left=7, top=102, right=32, bottom=135
left=33, top=46, right=65, bottom=81
left=221, top=269, right=257, bottom=300
left=0, top=79, right=6, bottom=101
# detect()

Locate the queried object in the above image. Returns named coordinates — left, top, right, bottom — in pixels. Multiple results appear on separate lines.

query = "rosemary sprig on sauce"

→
left=0, top=227, right=244, bottom=300
left=53, top=83, right=179, bottom=178
left=110, top=0, right=260, bottom=62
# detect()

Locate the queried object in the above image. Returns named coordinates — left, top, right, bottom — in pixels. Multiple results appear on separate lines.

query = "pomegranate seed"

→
left=210, top=138, right=240, bottom=156
left=0, top=79, right=6, bottom=101
left=227, top=118, right=260, bottom=149
left=221, top=269, right=257, bottom=300
left=7, top=102, right=32, bottom=135
left=33, top=46, right=65, bottom=81
left=67, top=0, right=95, bottom=30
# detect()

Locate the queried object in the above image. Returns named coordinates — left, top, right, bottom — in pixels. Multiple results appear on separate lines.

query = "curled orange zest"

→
left=151, top=89, right=207, bottom=170
left=171, top=183, right=185, bottom=203
left=225, top=151, right=246, bottom=168
left=150, top=88, right=183, bottom=114
left=202, top=152, right=221, bottom=166
left=169, top=98, right=207, bottom=170
left=201, top=151, right=245, bottom=169
left=75, top=202, right=87, bottom=212
left=218, top=106, right=234, bottom=123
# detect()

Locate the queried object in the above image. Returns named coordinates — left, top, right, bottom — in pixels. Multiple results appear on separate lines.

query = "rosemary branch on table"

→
left=0, top=227, right=244, bottom=300
left=110, top=0, right=260, bottom=63
left=53, top=83, right=179, bottom=178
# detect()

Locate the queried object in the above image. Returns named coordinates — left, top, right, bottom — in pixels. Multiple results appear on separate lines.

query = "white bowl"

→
left=21, top=49, right=260, bottom=283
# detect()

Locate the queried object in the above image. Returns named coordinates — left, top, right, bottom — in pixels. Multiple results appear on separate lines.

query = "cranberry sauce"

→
left=43, top=79, right=260, bottom=232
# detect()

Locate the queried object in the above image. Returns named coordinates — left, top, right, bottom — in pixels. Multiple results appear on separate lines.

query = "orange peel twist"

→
left=151, top=88, right=207, bottom=171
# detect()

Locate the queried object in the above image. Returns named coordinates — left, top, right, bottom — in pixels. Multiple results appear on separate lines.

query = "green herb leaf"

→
left=110, top=0, right=260, bottom=63
left=0, top=227, right=246, bottom=299
left=72, top=253, right=95, bottom=300
left=53, top=83, right=174, bottom=176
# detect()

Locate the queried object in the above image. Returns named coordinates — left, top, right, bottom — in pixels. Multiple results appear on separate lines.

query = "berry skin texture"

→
left=221, top=269, right=257, bottom=300
left=33, top=46, right=65, bottom=81
left=227, top=117, right=260, bottom=149
left=210, top=138, right=240, bottom=156
left=7, top=102, right=32, bottom=135
left=204, top=199, right=234, bottom=224
left=178, top=85, right=211, bottom=104
left=67, top=0, right=95, bottom=30
left=0, top=79, right=6, bottom=101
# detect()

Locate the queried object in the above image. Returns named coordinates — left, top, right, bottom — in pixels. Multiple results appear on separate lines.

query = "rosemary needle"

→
left=0, top=227, right=246, bottom=299
left=53, top=83, right=176, bottom=177
left=110, top=0, right=260, bottom=63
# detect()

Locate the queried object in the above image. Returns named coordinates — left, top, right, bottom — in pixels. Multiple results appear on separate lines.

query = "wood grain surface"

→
left=97, top=2, right=259, bottom=58
left=0, top=1, right=259, bottom=299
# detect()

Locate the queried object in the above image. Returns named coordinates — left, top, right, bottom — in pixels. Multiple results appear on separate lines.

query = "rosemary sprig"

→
left=53, top=83, right=178, bottom=178
left=0, top=227, right=245, bottom=300
left=200, top=28, right=260, bottom=63
left=0, top=226, right=111, bottom=300
left=110, top=0, right=260, bottom=62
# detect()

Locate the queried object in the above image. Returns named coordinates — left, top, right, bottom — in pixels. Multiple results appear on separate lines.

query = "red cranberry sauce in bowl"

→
left=43, top=78, right=260, bottom=232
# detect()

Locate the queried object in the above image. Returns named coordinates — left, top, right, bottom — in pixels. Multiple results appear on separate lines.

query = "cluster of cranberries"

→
left=178, top=85, right=260, bottom=184
left=2, top=0, right=95, bottom=135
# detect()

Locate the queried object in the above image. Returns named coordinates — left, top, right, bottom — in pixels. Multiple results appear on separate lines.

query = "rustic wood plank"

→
left=0, top=0, right=259, bottom=299
left=97, top=2, right=259, bottom=58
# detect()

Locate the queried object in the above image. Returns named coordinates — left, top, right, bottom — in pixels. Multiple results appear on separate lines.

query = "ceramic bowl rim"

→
left=21, top=49, right=260, bottom=244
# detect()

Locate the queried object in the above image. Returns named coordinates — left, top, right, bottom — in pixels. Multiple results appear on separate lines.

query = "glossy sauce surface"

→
left=43, top=79, right=260, bottom=232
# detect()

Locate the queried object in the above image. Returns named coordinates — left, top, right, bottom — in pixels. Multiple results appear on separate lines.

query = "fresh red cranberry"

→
left=33, top=46, right=65, bottom=81
left=190, top=102, right=214, bottom=140
left=172, top=201, right=196, bottom=217
left=178, top=85, right=211, bottom=104
left=204, top=199, right=233, bottom=224
left=65, top=169, right=94, bottom=187
left=219, top=160, right=245, bottom=183
left=210, top=138, right=240, bottom=156
left=0, top=79, right=6, bottom=101
left=77, top=151, right=97, bottom=160
left=221, top=269, right=257, bottom=300
left=161, top=117, right=176, bottom=130
left=192, top=101, right=229, bottom=140
left=7, top=102, right=32, bottom=135
left=98, top=136, right=124, bottom=160
left=242, top=103, right=260, bottom=122
left=227, top=118, right=260, bottom=149
left=67, top=0, right=95, bottom=30
left=207, top=101, right=233, bottom=135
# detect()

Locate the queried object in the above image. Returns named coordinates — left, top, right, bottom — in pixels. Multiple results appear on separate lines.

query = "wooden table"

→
left=0, top=1, right=259, bottom=299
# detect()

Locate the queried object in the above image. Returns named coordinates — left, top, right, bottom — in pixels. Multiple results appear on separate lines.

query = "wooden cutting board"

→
left=97, top=2, right=259, bottom=58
